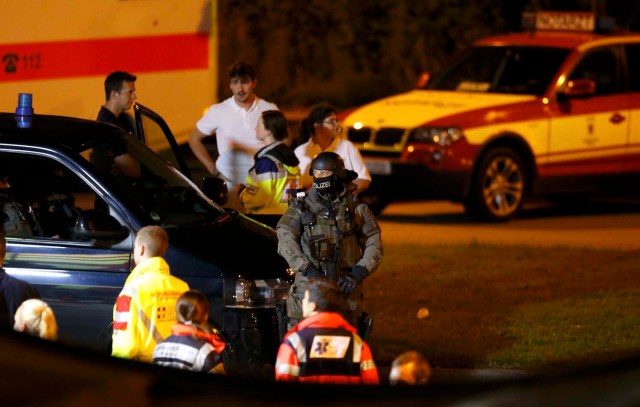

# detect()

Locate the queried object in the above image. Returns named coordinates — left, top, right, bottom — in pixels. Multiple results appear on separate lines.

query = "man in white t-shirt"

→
left=188, top=61, right=278, bottom=189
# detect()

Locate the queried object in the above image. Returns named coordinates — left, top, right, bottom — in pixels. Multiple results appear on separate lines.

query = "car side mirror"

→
left=559, top=79, right=596, bottom=100
left=202, top=177, right=229, bottom=206
left=72, top=210, right=129, bottom=243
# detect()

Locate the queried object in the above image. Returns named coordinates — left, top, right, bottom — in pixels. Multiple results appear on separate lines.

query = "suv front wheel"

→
left=464, top=147, right=526, bottom=222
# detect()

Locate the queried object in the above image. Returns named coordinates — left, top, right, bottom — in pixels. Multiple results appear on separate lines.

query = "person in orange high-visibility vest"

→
left=112, top=226, right=189, bottom=362
left=275, top=278, right=379, bottom=384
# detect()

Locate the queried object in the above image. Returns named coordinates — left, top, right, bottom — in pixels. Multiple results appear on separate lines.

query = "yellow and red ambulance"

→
left=342, top=12, right=640, bottom=221
left=0, top=0, right=217, bottom=144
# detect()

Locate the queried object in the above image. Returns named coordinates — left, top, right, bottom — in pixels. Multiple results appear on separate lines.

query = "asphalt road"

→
left=375, top=198, right=640, bottom=384
left=376, top=199, right=640, bottom=251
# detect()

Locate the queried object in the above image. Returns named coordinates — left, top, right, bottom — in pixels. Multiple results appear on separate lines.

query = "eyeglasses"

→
left=322, top=118, right=340, bottom=126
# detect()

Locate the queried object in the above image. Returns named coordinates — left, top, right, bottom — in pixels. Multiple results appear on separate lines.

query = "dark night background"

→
left=217, top=0, right=640, bottom=109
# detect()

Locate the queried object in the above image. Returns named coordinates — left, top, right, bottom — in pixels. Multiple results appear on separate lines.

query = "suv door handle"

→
left=610, top=113, right=625, bottom=124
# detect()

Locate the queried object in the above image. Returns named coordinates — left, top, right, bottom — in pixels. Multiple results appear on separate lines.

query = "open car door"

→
left=133, top=102, right=281, bottom=228
left=133, top=103, right=193, bottom=181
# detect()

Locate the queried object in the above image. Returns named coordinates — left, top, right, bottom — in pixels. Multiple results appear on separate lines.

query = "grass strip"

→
left=365, top=242, right=640, bottom=371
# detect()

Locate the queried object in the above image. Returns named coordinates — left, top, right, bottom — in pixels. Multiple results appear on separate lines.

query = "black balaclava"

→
left=313, top=174, right=344, bottom=197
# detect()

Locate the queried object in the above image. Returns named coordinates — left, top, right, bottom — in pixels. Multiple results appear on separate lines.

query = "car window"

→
left=426, top=46, right=570, bottom=96
left=79, top=133, right=223, bottom=227
left=568, top=47, right=620, bottom=95
left=0, top=153, right=106, bottom=240
left=137, top=110, right=181, bottom=170
left=625, top=44, right=640, bottom=92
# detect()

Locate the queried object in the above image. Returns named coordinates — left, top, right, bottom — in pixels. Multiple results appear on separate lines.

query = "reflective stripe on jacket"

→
left=112, top=257, right=189, bottom=362
left=240, top=141, right=302, bottom=215
left=275, top=312, right=379, bottom=384
left=152, top=323, right=225, bottom=372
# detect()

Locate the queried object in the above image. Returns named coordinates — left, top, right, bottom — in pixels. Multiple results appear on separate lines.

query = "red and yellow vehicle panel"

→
left=342, top=13, right=640, bottom=221
left=0, top=0, right=217, bottom=144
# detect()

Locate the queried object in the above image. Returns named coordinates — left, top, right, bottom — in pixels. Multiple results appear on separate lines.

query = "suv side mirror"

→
left=202, top=177, right=229, bottom=206
left=72, top=210, right=129, bottom=243
left=559, top=79, right=596, bottom=100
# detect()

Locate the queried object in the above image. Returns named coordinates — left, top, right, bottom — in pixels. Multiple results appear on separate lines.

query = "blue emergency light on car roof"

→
left=15, top=93, right=34, bottom=129
left=522, top=11, right=617, bottom=33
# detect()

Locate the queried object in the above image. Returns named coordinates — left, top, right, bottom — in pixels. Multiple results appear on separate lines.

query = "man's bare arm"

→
left=353, top=178, right=371, bottom=194
left=188, top=127, right=217, bottom=175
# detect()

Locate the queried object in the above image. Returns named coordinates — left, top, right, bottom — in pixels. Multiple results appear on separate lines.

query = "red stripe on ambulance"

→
left=0, top=33, right=209, bottom=82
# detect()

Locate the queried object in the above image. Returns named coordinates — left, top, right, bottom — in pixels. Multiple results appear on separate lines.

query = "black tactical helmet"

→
left=309, top=152, right=357, bottom=181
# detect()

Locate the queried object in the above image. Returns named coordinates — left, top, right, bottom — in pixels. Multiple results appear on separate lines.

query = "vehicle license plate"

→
left=365, top=159, right=392, bottom=175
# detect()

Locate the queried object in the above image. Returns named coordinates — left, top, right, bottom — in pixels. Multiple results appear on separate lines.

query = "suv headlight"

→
left=409, top=127, right=464, bottom=146
left=225, top=277, right=290, bottom=309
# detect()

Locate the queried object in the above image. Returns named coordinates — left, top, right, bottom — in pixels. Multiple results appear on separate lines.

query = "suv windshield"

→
left=80, top=133, right=223, bottom=226
left=426, top=46, right=570, bottom=96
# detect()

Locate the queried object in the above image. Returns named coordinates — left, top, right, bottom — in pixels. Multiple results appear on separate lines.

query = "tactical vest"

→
left=294, top=194, right=361, bottom=274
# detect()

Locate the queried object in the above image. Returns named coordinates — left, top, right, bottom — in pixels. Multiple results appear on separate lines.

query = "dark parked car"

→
left=0, top=101, right=291, bottom=375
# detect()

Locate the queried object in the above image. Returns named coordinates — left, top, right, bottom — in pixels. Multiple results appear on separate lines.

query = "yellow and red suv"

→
left=342, top=12, right=640, bottom=221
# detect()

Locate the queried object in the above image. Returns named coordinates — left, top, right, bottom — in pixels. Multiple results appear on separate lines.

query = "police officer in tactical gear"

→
left=276, top=151, right=383, bottom=330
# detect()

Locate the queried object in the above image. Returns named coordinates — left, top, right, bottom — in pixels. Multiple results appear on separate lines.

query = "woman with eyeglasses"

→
left=294, top=104, right=371, bottom=194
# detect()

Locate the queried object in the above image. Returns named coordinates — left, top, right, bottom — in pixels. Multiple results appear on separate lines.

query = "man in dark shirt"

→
left=97, top=71, right=137, bottom=133
left=0, top=230, right=40, bottom=328
left=95, top=71, right=141, bottom=181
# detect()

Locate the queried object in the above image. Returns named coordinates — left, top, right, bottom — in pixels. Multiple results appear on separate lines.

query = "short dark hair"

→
left=307, top=278, right=345, bottom=312
left=261, top=110, right=289, bottom=141
left=104, top=71, right=137, bottom=101
left=227, top=61, right=256, bottom=81
left=299, top=103, right=337, bottom=142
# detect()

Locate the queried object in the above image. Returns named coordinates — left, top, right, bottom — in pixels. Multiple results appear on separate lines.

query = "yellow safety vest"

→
left=112, top=257, right=189, bottom=362
left=241, top=153, right=302, bottom=215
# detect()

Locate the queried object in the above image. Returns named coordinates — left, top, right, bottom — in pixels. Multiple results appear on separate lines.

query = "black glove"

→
left=338, top=265, right=368, bottom=295
left=301, top=264, right=323, bottom=279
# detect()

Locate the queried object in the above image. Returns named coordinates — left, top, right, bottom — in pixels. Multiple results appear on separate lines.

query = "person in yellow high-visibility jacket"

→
left=111, top=225, right=189, bottom=362
left=232, top=110, right=303, bottom=215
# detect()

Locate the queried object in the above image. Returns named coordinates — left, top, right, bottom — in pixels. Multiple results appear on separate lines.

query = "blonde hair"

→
left=14, top=299, right=58, bottom=341
left=135, top=225, right=169, bottom=257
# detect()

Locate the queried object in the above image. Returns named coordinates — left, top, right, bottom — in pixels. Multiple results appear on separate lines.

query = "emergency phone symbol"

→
left=2, top=53, right=19, bottom=74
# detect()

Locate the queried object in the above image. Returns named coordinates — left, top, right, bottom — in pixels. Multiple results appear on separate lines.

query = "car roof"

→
left=475, top=31, right=640, bottom=50
left=0, top=112, right=123, bottom=151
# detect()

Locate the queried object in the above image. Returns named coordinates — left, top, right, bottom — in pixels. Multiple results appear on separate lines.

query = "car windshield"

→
left=79, top=133, right=224, bottom=227
left=425, top=46, right=570, bottom=96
